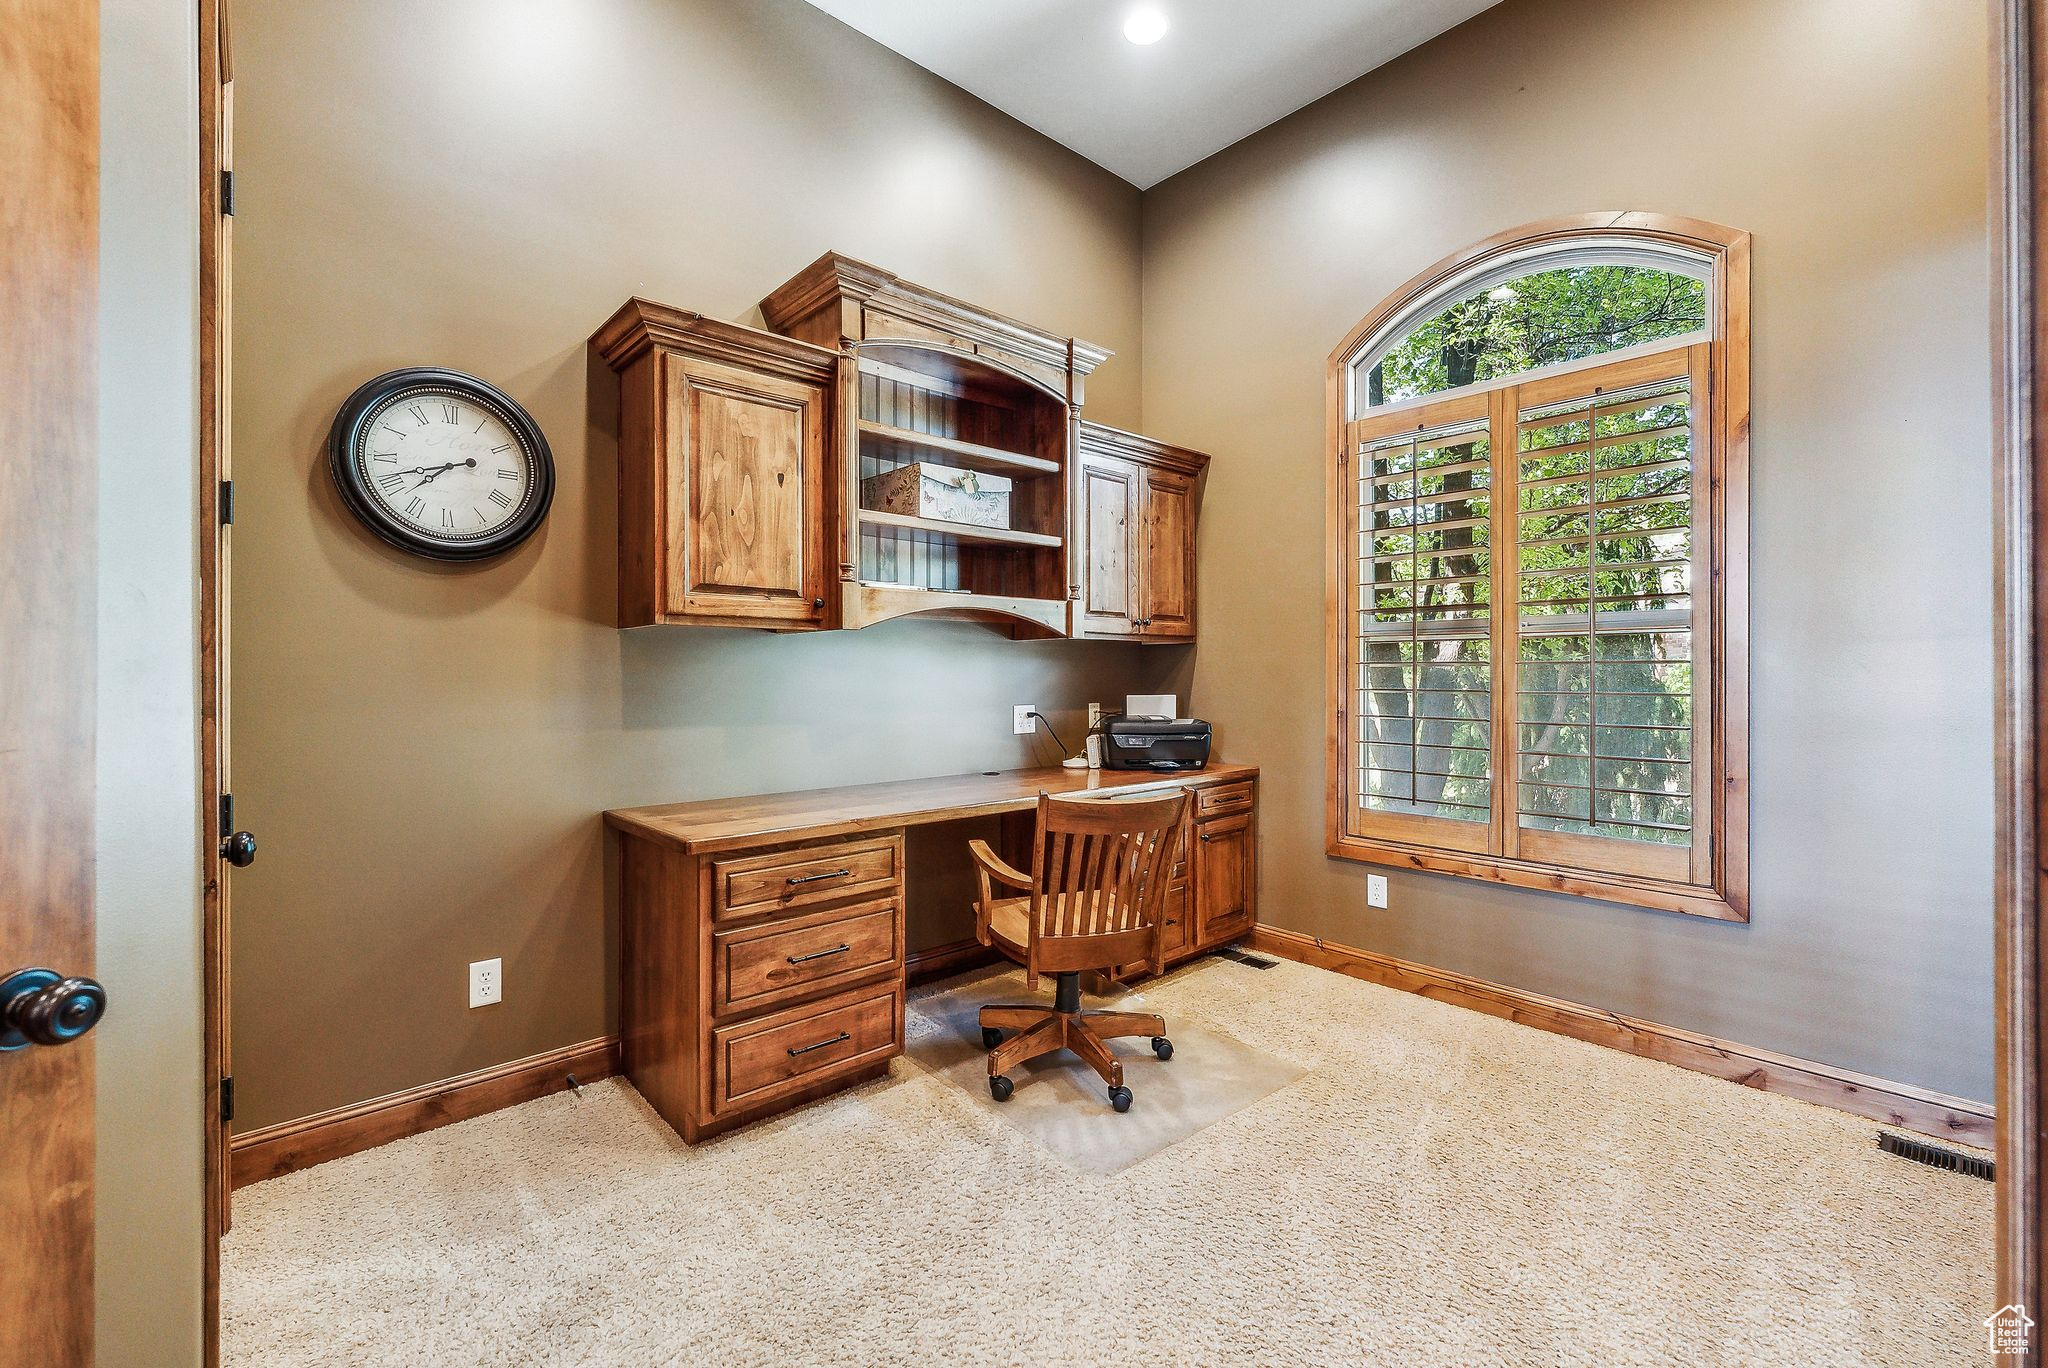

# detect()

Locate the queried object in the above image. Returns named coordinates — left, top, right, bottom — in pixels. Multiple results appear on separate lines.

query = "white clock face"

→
left=354, top=390, right=536, bottom=542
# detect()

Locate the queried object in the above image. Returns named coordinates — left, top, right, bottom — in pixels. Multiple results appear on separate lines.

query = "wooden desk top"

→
left=605, top=762, right=1258, bottom=855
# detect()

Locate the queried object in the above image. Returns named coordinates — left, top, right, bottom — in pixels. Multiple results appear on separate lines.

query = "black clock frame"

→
left=327, top=367, right=555, bottom=562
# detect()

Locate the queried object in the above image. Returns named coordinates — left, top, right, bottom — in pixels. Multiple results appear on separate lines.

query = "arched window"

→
left=1326, top=214, right=1750, bottom=921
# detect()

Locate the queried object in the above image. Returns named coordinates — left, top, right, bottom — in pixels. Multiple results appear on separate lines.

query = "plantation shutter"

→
left=1346, top=394, right=1494, bottom=854
left=1342, top=344, right=1714, bottom=888
left=1507, top=349, right=1707, bottom=882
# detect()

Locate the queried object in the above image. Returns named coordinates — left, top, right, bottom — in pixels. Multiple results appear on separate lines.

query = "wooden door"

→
left=1076, top=453, right=1139, bottom=636
left=1193, top=812, right=1254, bottom=947
left=1139, top=468, right=1196, bottom=638
left=1998, top=0, right=2047, bottom=1339
left=1, top=0, right=103, bottom=1359
left=664, top=353, right=829, bottom=627
left=200, top=0, right=239, bottom=1337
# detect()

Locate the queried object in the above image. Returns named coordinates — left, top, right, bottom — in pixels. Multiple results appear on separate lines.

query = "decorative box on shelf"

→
left=860, top=461, right=1012, bottom=531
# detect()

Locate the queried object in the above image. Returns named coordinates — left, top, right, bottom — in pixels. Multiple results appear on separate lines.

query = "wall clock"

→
left=327, top=367, right=555, bottom=561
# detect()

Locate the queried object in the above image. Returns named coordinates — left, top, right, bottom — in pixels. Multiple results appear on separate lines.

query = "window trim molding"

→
left=1324, top=212, right=1752, bottom=922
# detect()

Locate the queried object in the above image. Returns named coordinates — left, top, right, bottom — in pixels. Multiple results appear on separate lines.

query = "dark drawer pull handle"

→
left=786, top=943, right=852, bottom=966
left=787, top=868, right=853, bottom=887
left=787, top=1031, right=851, bottom=1057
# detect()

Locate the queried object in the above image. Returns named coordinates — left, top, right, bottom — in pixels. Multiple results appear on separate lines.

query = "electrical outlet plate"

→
left=469, top=958, right=502, bottom=1008
left=1013, top=704, right=1037, bottom=735
left=1087, top=702, right=1105, bottom=729
left=1367, top=874, right=1389, bottom=909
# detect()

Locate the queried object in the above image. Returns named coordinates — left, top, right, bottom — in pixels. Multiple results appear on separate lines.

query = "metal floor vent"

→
left=1877, top=1130, right=1994, bottom=1182
left=1213, top=947, right=1279, bottom=970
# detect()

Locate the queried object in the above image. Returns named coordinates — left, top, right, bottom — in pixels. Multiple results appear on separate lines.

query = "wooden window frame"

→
left=1325, top=213, right=1751, bottom=922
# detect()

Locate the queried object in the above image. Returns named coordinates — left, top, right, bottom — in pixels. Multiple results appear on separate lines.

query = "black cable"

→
left=1027, top=711, right=1070, bottom=758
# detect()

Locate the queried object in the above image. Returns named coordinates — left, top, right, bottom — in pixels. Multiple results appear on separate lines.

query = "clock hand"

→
left=407, top=456, right=475, bottom=489
left=414, top=458, right=478, bottom=488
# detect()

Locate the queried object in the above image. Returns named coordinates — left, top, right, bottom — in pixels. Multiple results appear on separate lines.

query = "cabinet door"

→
left=1160, top=883, right=1192, bottom=959
left=1139, top=469, right=1195, bottom=638
left=1193, top=810, right=1254, bottom=947
left=664, top=353, right=828, bottom=627
left=1076, top=454, right=1140, bottom=636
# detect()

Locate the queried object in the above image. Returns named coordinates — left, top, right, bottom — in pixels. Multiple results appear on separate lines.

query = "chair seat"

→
left=986, top=896, right=1031, bottom=960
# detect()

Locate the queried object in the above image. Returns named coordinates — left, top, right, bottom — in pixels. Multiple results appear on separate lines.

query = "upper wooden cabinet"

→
left=1073, top=423, right=1207, bottom=642
left=593, top=257, right=1211, bottom=643
left=593, top=301, right=838, bottom=630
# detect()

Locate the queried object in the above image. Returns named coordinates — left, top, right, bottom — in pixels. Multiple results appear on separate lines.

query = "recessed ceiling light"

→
left=1123, top=7, right=1169, bottom=45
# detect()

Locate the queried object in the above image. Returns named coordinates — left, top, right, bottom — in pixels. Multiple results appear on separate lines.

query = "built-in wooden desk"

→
left=606, top=763, right=1258, bottom=1141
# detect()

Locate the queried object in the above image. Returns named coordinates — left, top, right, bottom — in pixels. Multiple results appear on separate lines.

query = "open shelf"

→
left=849, top=338, right=1069, bottom=635
left=856, top=420, right=1059, bottom=477
left=856, top=509, right=1062, bottom=549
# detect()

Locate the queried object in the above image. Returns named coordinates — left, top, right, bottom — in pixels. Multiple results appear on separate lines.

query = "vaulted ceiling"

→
left=796, top=0, right=1505, bottom=188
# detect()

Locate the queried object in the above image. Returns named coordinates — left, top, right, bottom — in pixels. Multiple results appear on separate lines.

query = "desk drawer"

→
left=713, top=896, right=901, bottom=1017
left=712, top=834, right=902, bottom=921
left=1195, top=781, right=1256, bottom=817
left=710, top=980, right=902, bottom=1117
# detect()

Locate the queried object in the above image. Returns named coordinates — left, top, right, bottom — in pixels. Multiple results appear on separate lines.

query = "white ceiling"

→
left=797, top=0, right=1505, bottom=188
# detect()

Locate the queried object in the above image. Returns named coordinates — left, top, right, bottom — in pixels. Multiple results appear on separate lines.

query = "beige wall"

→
left=1140, top=0, right=1995, bottom=1100
left=229, top=0, right=1174, bottom=1130
left=97, top=0, right=205, bottom=1359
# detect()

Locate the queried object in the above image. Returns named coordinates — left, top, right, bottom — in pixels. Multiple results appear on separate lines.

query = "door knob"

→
left=0, top=968, right=107, bottom=1051
left=222, top=830, right=258, bottom=867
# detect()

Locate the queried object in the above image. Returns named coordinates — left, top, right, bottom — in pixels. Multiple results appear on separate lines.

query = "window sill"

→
left=1326, top=833, right=1748, bottom=923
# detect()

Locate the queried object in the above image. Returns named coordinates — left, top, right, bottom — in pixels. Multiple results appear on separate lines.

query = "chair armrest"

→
left=966, top=839, right=1032, bottom=890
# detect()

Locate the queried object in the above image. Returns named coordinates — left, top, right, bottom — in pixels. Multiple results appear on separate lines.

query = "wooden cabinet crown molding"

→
left=590, top=297, right=838, bottom=382
left=758, top=252, right=1111, bottom=387
left=1076, top=421, right=1209, bottom=478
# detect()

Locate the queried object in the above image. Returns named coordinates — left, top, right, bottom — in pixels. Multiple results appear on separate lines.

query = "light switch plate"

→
left=1367, top=874, right=1389, bottom=909
left=1013, top=704, right=1037, bottom=735
left=469, top=958, right=502, bottom=1008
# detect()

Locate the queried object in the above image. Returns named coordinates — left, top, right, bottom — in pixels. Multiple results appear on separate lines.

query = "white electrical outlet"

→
left=1087, top=702, right=1106, bottom=729
left=1013, top=704, right=1037, bottom=735
left=469, top=958, right=503, bottom=1008
left=1367, top=874, right=1389, bottom=909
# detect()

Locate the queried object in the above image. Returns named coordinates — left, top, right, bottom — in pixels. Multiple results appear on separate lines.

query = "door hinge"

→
left=220, top=480, right=234, bottom=525
left=220, top=792, right=234, bottom=833
left=220, top=1075, right=235, bottom=1123
left=221, top=169, right=235, bottom=217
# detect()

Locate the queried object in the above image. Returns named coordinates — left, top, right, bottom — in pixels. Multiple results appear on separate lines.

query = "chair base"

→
left=979, top=971, right=1167, bottom=1096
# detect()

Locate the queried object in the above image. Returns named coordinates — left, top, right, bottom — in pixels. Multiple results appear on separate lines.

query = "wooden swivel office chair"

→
left=967, top=790, right=1188, bottom=1112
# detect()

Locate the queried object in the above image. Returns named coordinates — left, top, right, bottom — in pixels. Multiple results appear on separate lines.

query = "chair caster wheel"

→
left=1108, top=1085, right=1133, bottom=1113
left=1151, top=1036, right=1173, bottom=1061
left=989, top=1075, right=1014, bottom=1102
left=981, top=1026, right=1003, bottom=1049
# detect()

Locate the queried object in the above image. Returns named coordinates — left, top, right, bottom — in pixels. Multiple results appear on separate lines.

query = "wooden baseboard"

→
left=1248, top=925, right=1995, bottom=1145
left=907, top=937, right=999, bottom=985
left=230, top=1036, right=621, bottom=1188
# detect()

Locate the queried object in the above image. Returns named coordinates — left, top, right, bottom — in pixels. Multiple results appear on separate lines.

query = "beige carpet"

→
left=222, top=957, right=1992, bottom=1367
